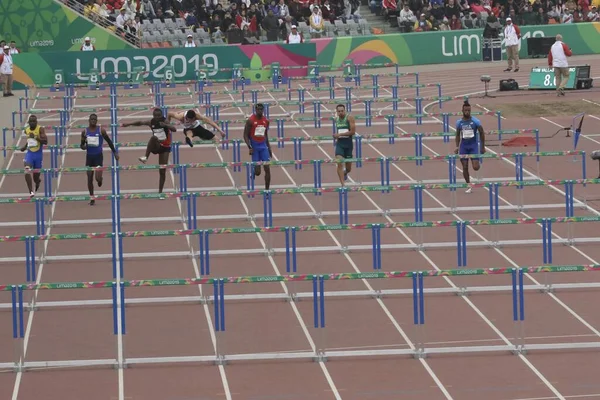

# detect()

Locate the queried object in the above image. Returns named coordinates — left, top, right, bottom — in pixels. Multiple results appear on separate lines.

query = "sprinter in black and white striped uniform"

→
left=168, top=109, right=226, bottom=147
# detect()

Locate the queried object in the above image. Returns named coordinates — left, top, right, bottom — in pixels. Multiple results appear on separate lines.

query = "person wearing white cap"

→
left=81, top=37, right=96, bottom=51
left=184, top=34, right=196, bottom=47
left=286, top=25, right=303, bottom=44
left=0, top=45, right=14, bottom=97
left=503, top=17, right=521, bottom=72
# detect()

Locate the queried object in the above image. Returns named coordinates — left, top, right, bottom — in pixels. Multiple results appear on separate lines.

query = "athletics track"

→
left=2, top=55, right=600, bottom=400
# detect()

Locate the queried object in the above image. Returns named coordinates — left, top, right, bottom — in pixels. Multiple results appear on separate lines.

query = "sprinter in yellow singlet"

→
left=19, top=115, right=47, bottom=197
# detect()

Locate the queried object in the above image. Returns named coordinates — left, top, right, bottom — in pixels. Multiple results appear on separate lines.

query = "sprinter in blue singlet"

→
left=80, top=114, right=119, bottom=205
left=455, top=101, right=485, bottom=193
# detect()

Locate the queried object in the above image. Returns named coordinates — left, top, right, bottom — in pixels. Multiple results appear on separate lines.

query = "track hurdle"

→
left=11, top=262, right=600, bottom=370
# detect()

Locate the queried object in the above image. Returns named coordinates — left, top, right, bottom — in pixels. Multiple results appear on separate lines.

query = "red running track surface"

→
left=2, top=56, right=600, bottom=400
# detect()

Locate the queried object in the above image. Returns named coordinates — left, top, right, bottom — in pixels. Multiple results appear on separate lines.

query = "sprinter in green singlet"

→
left=333, top=104, right=356, bottom=186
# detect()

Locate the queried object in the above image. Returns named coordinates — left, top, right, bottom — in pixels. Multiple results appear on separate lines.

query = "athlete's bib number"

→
left=27, top=138, right=38, bottom=148
left=87, top=136, right=100, bottom=147
left=254, top=126, right=266, bottom=137
left=338, top=128, right=349, bottom=134
left=462, top=127, right=475, bottom=139
left=153, top=129, right=167, bottom=141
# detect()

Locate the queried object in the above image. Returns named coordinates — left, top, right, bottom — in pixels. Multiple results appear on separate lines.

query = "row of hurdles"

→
left=2, top=199, right=596, bottom=282
left=3, top=263, right=600, bottom=370
left=0, top=150, right=587, bottom=197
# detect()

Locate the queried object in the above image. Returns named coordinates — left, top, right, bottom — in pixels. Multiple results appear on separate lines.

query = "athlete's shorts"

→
left=151, top=145, right=171, bottom=155
left=24, top=150, right=43, bottom=169
left=459, top=140, right=478, bottom=160
left=186, top=125, right=215, bottom=141
left=86, top=153, right=104, bottom=167
left=252, top=146, right=270, bottom=163
left=335, top=139, right=353, bottom=159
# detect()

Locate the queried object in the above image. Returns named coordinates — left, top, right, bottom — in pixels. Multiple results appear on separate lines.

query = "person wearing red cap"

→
left=503, top=17, right=521, bottom=72
left=0, top=45, right=13, bottom=97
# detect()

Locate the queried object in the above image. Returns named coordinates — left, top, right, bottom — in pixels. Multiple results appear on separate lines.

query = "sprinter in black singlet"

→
left=122, top=108, right=177, bottom=195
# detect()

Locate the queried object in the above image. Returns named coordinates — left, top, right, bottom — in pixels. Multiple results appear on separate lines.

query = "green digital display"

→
left=528, top=67, right=578, bottom=90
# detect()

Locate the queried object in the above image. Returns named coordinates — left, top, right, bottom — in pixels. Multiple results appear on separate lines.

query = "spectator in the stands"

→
left=210, top=13, right=222, bottom=33
left=428, top=14, right=440, bottom=29
left=321, top=0, right=337, bottom=22
left=407, top=0, right=424, bottom=13
left=286, top=24, right=304, bottom=42
left=248, top=4, right=263, bottom=27
left=94, top=0, right=115, bottom=20
left=116, top=7, right=129, bottom=32
left=236, top=9, right=250, bottom=29
left=561, top=7, right=574, bottom=20
left=262, top=9, right=280, bottom=40
left=221, top=12, right=234, bottom=32
left=9, top=41, right=20, bottom=54
left=439, top=16, right=450, bottom=29
left=84, top=0, right=96, bottom=17
left=444, top=0, right=461, bottom=20
left=120, top=0, right=135, bottom=18
left=81, top=37, right=96, bottom=50
left=399, top=4, right=416, bottom=30
left=228, top=2, right=239, bottom=17
left=461, top=12, right=475, bottom=28
left=414, top=13, right=432, bottom=30
left=450, top=13, right=462, bottom=28
left=281, top=15, right=296, bottom=36
left=589, top=5, right=600, bottom=20
left=213, top=4, right=225, bottom=20
left=519, top=3, right=535, bottom=24
left=309, top=6, right=324, bottom=37
left=279, top=0, right=291, bottom=18
left=573, top=4, right=585, bottom=19
left=184, top=34, right=196, bottom=46
left=429, top=2, right=445, bottom=20
left=577, top=0, right=590, bottom=12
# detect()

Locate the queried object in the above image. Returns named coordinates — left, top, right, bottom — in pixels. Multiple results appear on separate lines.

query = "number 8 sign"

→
left=543, top=74, right=556, bottom=87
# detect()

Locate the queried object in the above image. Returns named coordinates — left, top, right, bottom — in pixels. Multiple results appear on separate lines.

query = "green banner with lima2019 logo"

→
left=13, top=44, right=316, bottom=87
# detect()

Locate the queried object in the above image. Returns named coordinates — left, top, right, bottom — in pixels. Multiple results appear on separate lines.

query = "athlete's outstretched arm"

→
left=122, top=119, right=151, bottom=127
left=198, top=113, right=226, bottom=137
